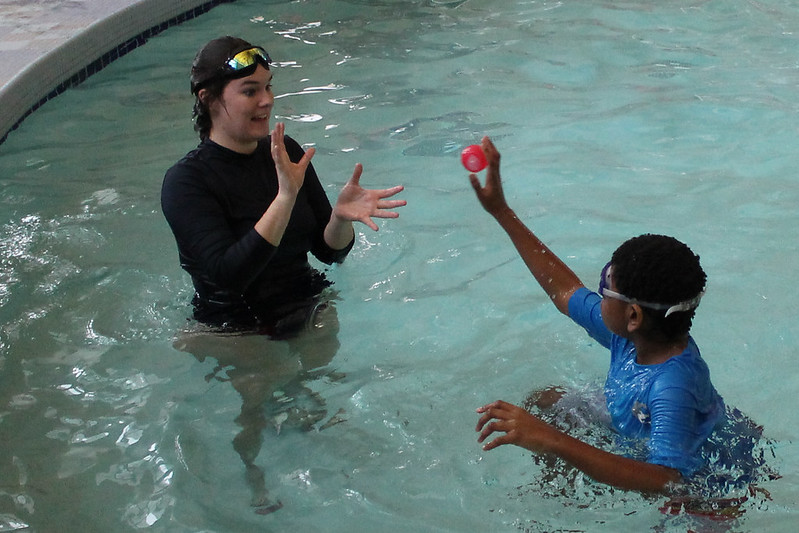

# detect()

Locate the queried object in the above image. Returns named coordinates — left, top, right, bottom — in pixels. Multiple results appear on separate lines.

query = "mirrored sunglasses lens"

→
left=227, top=54, right=254, bottom=70
left=227, top=48, right=270, bottom=71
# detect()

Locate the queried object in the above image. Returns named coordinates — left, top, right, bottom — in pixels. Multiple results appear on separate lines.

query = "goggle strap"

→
left=663, top=291, right=705, bottom=317
left=605, top=289, right=705, bottom=316
left=600, top=263, right=704, bottom=316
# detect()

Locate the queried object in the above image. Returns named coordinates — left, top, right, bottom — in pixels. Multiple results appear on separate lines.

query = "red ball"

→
left=461, top=144, right=487, bottom=172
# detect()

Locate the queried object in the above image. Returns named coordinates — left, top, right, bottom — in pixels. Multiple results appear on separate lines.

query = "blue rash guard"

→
left=567, top=287, right=724, bottom=477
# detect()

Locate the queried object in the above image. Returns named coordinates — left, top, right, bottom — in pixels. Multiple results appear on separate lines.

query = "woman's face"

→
left=206, top=65, right=274, bottom=153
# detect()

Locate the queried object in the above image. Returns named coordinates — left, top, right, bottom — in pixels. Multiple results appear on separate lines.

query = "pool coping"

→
left=0, top=0, right=235, bottom=145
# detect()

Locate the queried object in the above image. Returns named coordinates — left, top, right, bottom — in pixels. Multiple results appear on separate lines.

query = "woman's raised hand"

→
left=270, top=122, right=314, bottom=197
left=333, top=164, right=406, bottom=231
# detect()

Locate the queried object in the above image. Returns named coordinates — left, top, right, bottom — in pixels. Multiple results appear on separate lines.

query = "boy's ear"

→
left=626, top=304, right=644, bottom=333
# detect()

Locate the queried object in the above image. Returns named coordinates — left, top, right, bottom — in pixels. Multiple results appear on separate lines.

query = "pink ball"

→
left=461, top=144, right=487, bottom=172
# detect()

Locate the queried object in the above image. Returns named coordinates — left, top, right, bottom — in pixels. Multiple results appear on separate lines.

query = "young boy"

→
left=471, top=137, right=723, bottom=492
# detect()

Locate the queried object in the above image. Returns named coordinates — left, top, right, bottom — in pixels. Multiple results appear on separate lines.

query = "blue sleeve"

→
left=647, top=379, right=705, bottom=476
left=567, top=287, right=612, bottom=349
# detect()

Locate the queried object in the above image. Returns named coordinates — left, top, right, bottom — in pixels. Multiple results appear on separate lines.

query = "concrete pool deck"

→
left=0, top=0, right=234, bottom=144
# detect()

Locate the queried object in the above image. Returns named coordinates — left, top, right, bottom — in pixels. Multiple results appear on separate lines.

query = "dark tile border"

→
left=0, top=0, right=235, bottom=145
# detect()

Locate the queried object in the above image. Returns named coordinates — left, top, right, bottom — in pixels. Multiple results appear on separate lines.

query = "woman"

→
left=162, top=36, right=405, bottom=335
left=162, top=36, right=405, bottom=513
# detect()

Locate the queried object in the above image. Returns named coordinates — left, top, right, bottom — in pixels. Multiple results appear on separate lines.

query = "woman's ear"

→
left=197, top=88, right=209, bottom=106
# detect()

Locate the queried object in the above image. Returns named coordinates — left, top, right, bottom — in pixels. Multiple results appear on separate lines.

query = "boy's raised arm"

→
left=469, top=137, right=584, bottom=315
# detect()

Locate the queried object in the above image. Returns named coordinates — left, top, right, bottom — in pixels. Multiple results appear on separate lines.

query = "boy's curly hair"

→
left=611, top=234, right=706, bottom=341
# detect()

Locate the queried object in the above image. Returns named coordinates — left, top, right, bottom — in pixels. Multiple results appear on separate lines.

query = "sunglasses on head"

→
left=598, top=262, right=704, bottom=318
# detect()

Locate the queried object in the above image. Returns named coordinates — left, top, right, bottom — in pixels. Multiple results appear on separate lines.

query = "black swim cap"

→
left=190, top=36, right=268, bottom=94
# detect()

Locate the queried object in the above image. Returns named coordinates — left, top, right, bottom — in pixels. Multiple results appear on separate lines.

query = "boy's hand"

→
left=476, top=400, right=561, bottom=453
left=468, top=136, right=509, bottom=217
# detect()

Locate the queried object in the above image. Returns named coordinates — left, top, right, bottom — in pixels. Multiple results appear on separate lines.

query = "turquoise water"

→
left=1, top=0, right=798, bottom=530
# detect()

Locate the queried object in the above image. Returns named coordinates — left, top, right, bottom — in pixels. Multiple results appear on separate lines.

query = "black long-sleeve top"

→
left=161, top=136, right=353, bottom=328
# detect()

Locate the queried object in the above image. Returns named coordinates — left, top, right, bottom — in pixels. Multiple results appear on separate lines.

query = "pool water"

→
left=1, top=0, right=798, bottom=531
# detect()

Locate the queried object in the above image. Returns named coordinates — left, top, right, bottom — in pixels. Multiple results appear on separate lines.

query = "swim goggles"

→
left=224, top=46, right=271, bottom=74
left=598, top=262, right=704, bottom=318
left=191, top=46, right=272, bottom=94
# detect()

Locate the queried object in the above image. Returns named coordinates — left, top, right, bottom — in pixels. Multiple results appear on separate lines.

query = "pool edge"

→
left=0, top=0, right=236, bottom=146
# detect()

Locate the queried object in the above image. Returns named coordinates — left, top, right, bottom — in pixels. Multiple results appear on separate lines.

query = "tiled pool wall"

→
left=0, top=0, right=236, bottom=145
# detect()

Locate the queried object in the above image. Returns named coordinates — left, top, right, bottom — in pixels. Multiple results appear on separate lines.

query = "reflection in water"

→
left=172, top=300, right=346, bottom=515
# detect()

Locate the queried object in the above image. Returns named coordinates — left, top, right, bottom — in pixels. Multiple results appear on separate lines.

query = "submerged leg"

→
left=523, top=385, right=566, bottom=411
